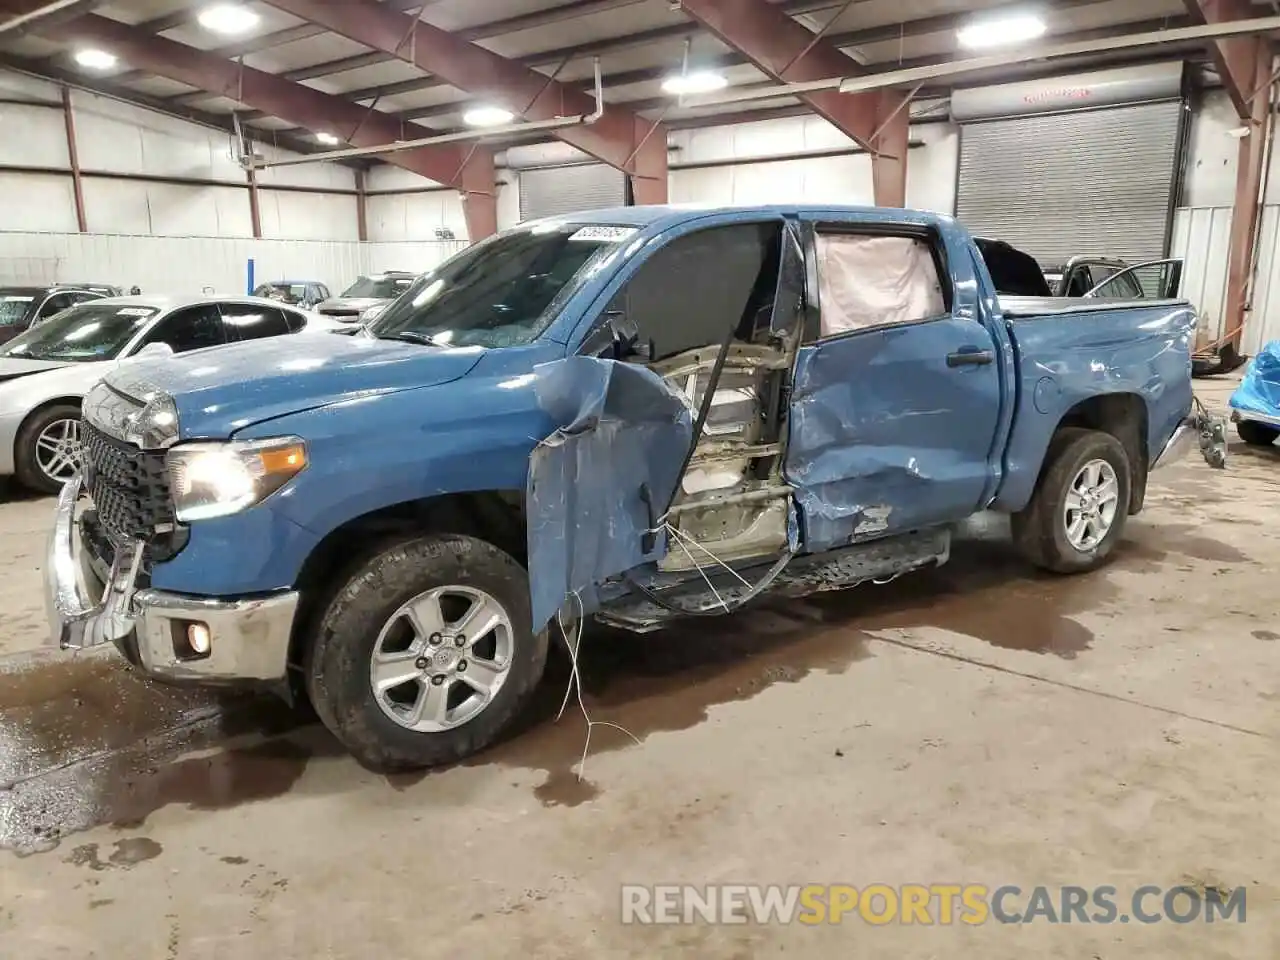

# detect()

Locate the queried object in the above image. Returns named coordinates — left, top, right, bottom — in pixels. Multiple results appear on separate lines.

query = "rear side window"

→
left=219, top=302, right=294, bottom=340
left=813, top=232, right=947, bottom=338
left=145, top=305, right=226, bottom=353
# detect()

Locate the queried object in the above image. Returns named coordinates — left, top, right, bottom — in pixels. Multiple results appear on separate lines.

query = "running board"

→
left=597, top=526, right=952, bottom=633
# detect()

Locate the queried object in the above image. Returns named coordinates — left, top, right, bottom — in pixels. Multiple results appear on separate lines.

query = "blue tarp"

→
left=525, top=356, right=694, bottom=629
left=1229, top=341, right=1280, bottom=419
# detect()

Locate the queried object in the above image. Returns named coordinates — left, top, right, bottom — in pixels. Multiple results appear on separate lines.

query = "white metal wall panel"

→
left=956, top=101, right=1185, bottom=266
left=518, top=163, right=627, bottom=221
left=0, top=171, right=78, bottom=232
left=363, top=241, right=467, bottom=276
left=259, top=191, right=359, bottom=241
left=0, top=231, right=365, bottom=297
left=365, top=191, right=468, bottom=242
left=0, top=103, right=69, bottom=168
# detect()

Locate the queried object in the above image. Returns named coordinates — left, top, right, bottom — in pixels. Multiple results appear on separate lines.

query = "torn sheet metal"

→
left=1229, top=341, right=1280, bottom=422
left=526, top=356, right=693, bottom=629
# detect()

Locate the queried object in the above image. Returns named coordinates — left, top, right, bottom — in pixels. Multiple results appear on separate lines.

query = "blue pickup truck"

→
left=46, top=206, right=1224, bottom=770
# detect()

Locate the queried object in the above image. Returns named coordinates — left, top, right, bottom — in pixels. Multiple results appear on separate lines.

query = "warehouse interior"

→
left=2, top=0, right=1280, bottom=956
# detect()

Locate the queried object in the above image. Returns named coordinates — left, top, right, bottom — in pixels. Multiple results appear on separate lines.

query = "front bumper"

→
left=1229, top=406, right=1280, bottom=428
left=1152, top=399, right=1228, bottom=471
left=45, top=473, right=298, bottom=682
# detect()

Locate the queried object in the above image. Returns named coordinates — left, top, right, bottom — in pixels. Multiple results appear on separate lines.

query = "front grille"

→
left=81, top=420, right=185, bottom=565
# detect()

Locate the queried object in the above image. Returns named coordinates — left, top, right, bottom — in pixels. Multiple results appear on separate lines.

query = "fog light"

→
left=187, top=623, right=211, bottom=655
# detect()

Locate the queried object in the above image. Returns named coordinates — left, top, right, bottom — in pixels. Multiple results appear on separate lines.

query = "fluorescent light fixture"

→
left=956, top=12, right=1046, bottom=50
left=197, top=3, right=261, bottom=35
left=463, top=105, right=515, bottom=127
left=661, top=71, right=729, bottom=96
left=315, top=132, right=340, bottom=145
left=73, top=48, right=117, bottom=70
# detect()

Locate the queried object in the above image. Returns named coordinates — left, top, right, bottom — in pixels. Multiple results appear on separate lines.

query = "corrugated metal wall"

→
left=0, top=232, right=465, bottom=296
left=1172, top=205, right=1280, bottom=355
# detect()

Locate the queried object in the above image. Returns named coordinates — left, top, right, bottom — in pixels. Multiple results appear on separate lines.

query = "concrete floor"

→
left=1, top=376, right=1278, bottom=958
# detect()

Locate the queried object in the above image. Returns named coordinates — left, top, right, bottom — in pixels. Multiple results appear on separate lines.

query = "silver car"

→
left=0, top=295, right=342, bottom=494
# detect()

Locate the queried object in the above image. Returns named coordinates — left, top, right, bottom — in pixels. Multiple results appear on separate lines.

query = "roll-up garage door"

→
left=952, top=64, right=1187, bottom=268
left=519, top=163, right=627, bottom=222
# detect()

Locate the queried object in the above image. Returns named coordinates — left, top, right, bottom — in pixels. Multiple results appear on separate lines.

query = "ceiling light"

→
left=956, top=12, right=1046, bottom=50
left=661, top=71, right=728, bottom=96
left=315, top=132, right=339, bottom=145
left=73, top=48, right=117, bottom=70
left=197, top=4, right=261, bottom=35
left=463, top=106, right=515, bottom=128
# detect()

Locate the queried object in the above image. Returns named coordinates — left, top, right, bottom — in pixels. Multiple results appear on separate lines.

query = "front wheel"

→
left=1012, top=427, right=1132, bottom=574
left=15, top=403, right=82, bottom=495
left=1236, top=420, right=1279, bottom=446
left=305, top=534, right=548, bottom=772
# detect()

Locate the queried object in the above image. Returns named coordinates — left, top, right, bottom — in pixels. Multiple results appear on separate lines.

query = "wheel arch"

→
left=285, top=489, right=526, bottom=695
left=1052, top=393, right=1149, bottom=514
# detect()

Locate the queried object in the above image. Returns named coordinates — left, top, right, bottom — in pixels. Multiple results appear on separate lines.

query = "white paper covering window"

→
left=815, top=234, right=946, bottom=336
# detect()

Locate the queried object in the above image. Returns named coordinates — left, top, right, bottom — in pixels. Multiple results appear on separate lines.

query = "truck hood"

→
left=107, top=332, right=484, bottom=439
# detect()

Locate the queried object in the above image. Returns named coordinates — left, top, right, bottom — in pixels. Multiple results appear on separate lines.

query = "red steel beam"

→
left=260, top=0, right=668, bottom=203
left=60, top=83, right=88, bottom=232
left=678, top=0, right=909, bottom=206
left=32, top=13, right=499, bottom=238
left=1185, top=0, right=1273, bottom=351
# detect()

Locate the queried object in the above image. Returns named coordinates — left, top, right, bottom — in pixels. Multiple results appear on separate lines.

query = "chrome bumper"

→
left=1153, top=401, right=1228, bottom=471
left=1230, top=407, right=1280, bottom=428
left=45, top=473, right=298, bottom=682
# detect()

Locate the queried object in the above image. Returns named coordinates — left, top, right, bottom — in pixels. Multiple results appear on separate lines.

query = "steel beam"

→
left=678, top=0, right=907, bottom=204
left=31, top=13, right=497, bottom=232
left=60, top=82, right=87, bottom=231
left=260, top=0, right=667, bottom=203
left=1185, top=0, right=1266, bottom=116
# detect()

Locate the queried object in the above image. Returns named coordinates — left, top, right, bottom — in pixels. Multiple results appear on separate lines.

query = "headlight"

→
left=167, top=437, right=308, bottom=522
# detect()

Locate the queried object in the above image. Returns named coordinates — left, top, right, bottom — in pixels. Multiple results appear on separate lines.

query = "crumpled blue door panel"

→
left=526, top=356, right=693, bottom=629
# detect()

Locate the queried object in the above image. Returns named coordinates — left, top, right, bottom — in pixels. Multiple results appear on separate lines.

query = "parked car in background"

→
left=314, top=271, right=416, bottom=322
left=44, top=206, right=1224, bottom=772
left=252, top=280, right=331, bottom=309
left=0, top=283, right=123, bottom=344
left=0, top=295, right=342, bottom=493
left=1228, top=340, right=1280, bottom=446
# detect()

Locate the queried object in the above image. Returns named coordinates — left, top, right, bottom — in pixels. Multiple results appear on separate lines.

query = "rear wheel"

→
left=1236, top=420, right=1279, bottom=447
left=1012, top=428, right=1132, bottom=574
left=305, top=533, right=548, bottom=772
left=15, top=403, right=82, bottom=495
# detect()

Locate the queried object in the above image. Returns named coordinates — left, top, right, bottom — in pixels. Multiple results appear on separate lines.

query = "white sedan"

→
left=0, top=294, right=344, bottom=494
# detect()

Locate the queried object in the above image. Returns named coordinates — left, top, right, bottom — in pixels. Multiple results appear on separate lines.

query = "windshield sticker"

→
left=116, top=307, right=156, bottom=317
left=569, top=226, right=637, bottom=243
left=1, top=296, right=34, bottom=302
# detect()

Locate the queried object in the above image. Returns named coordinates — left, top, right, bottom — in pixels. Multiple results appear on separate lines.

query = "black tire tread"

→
left=1236, top=420, right=1279, bottom=447
left=1011, top=427, right=1132, bottom=574
left=304, top=533, right=548, bottom=772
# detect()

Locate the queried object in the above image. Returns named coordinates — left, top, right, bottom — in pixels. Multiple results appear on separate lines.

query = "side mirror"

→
left=605, top=309, right=652, bottom=362
left=134, top=342, right=174, bottom=360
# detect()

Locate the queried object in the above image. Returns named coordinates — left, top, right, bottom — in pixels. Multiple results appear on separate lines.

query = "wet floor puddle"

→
left=0, top=517, right=1253, bottom=850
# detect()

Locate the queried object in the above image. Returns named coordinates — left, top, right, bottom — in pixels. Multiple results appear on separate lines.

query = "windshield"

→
left=341, top=275, right=415, bottom=299
left=0, top=294, right=35, bottom=327
left=366, top=224, right=629, bottom=349
left=0, top=303, right=159, bottom=361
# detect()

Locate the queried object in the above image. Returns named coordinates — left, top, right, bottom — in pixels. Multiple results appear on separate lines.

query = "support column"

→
left=247, top=166, right=263, bottom=239
left=459, top=147, right=498, bottom=243
left=355, top=168, right=368, bottom=242
left=871, top=90, right=910, bottom=208
left=1223, top=44, right=1271, bottom=351
left=60, top=84, right=87, bottom=233
left=628, top=117, right=669, bottom=206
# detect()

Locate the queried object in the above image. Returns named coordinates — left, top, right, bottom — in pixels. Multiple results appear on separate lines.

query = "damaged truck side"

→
left=46, top=206, right=1225, bottom=770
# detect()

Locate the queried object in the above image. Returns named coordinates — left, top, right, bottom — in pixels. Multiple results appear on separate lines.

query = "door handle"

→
left=946, top=347, right=994, bottom=367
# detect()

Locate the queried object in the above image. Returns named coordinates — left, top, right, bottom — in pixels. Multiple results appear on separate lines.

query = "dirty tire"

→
left=15, top=402, right=81, bottom=495
left=1011, top=427, right=1132, bottom=574
left=1236, top=420, right=1279, bottom=447
left=305, top=534, right=548, bottom=772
